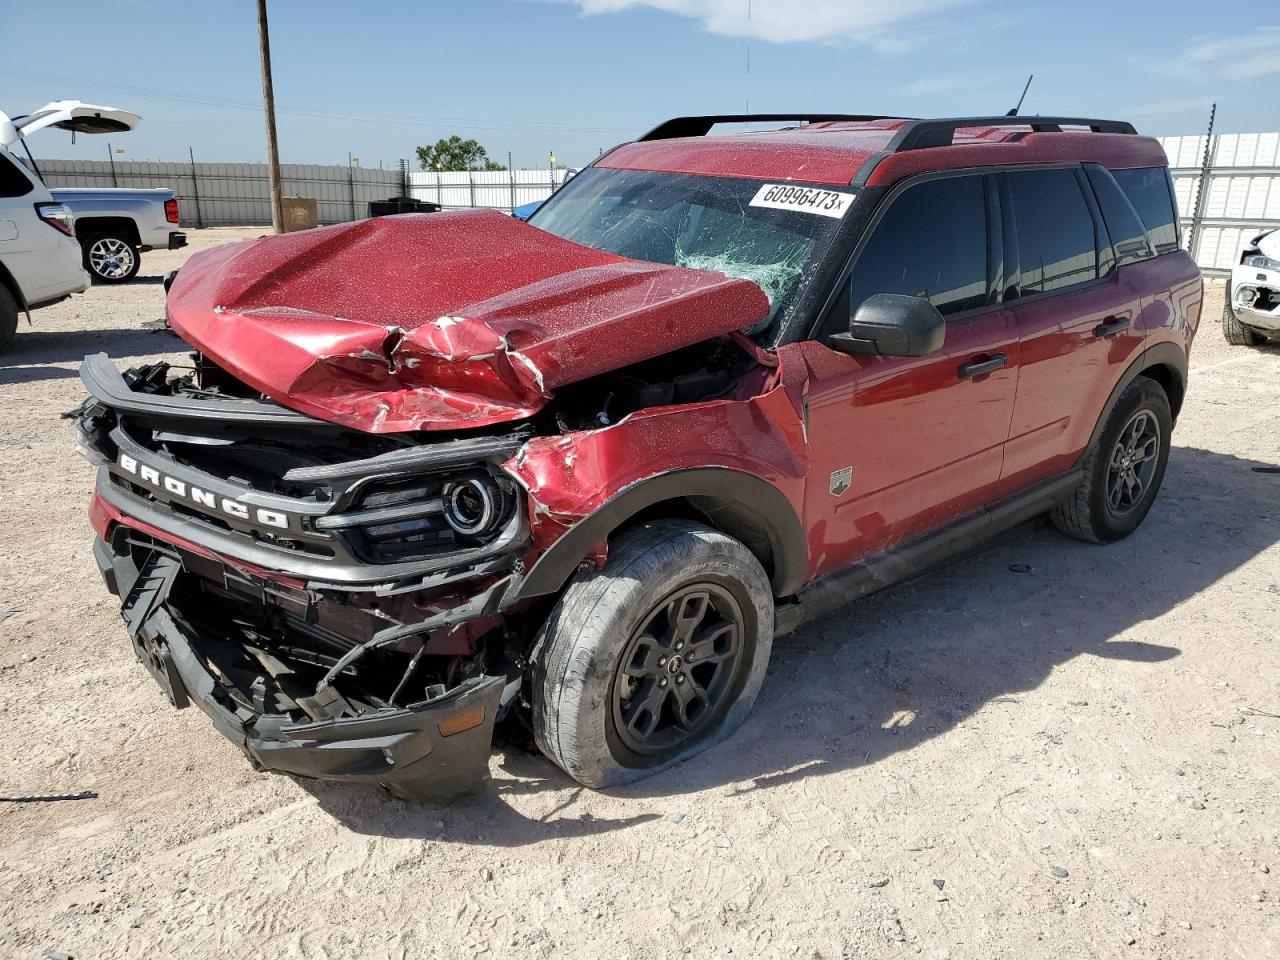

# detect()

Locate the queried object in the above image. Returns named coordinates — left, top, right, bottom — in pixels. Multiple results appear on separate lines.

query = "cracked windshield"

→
left=530, top=168, right=847, bottom=338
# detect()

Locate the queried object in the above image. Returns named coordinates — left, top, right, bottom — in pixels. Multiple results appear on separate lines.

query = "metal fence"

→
left=36, top=158, right=572, bottom=227
left=34, top=135, right=1280, bottom=273
left=38, top=158, right=404, bottom=226
left=1160, top=132, right=1280, bottom=275
left=407, top=168, right=573, bottom=212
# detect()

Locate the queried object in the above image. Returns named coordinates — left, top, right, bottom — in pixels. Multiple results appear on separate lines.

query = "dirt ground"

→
left=0, top=228, right=1277, bottom=960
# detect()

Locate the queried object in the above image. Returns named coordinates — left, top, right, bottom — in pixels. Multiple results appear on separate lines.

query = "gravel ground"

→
left=1, top=228, right=1277, bottom=960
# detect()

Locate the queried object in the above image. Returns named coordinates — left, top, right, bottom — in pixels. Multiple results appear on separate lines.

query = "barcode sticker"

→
left=749, top=184, right=854, bottom=219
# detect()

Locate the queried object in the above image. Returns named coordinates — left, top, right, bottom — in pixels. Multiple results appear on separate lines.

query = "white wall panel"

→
left=1161, top=132, right=1280, bottom=273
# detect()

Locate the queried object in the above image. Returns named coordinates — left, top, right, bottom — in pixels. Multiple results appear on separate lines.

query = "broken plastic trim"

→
left=103, top=547, right=505, bottom=801
left=80, top=353, right=331, bottom=429
left=315, top=574, right=516, bottom=693
left=283, top=433, right=528, bottom=484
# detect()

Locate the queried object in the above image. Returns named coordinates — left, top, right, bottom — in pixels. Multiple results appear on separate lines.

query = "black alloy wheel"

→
left=610, top=583, right=745, bottom=756
left=1105, top=410, right=1161, bottom=518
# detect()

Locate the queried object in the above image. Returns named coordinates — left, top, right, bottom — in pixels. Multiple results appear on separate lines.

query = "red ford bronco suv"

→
left=73, top=114, right=1202, bottom=800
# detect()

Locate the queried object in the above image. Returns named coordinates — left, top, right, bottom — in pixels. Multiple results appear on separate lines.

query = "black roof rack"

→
left=885, top=116, right=1137, bottom=151
left=637, top=114, right=899, bottom=141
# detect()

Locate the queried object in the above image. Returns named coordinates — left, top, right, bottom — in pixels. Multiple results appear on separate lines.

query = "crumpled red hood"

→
left=165, top=210, right=769, bottom=432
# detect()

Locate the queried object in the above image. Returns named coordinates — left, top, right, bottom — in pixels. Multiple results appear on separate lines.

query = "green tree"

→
left=415, top=136, right=506, bottom=171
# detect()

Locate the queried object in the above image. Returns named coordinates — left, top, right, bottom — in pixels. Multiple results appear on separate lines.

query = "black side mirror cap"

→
left=828, top=293, right=946, bottom=357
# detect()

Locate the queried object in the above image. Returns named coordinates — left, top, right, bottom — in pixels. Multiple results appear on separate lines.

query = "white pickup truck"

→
left=51, top=186, right=186, bottom=283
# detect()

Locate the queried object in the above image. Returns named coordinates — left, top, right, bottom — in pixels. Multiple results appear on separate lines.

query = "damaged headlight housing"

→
left=315, top=469, right=517, bottom=564
left=442, top=477, right=505, bottom=537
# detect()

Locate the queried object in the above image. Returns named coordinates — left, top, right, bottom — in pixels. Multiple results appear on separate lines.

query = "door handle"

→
left=958, top=353, right=1007, bottom=380
left=1093, top=315, right=1131, bottom=338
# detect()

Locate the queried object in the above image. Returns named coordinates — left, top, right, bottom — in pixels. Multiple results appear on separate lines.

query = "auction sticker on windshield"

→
left=749, top=184, right=854, bottom=219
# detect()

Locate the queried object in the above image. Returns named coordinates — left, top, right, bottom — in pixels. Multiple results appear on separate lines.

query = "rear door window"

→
left=1084, top=165, right=1154, bottom=266
left=847, top=174, right=989, bottom=318
left=0, top=152, right=34, bottom=198
left=1007, top=168, right=1098, bottom=296
left=1111, top=167, right=1180, bottom=254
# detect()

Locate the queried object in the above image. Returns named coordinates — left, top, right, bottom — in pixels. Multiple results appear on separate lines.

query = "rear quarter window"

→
left=1111, top=167, right=1180, bottom=255
left=1084, top=165, right=1154, bottom=267
left=0, top=152, right=35, bottom=198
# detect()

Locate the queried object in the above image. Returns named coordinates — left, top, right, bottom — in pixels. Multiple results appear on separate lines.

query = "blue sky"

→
left=3, top=0, right=1275, bottom=169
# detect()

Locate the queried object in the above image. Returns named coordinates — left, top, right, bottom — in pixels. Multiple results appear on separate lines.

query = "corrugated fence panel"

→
left=39, top=159, right=402, bottom=226
left=407, top=169, right=570, bottom=212
left=1162, top=132, right=1280, bottom=275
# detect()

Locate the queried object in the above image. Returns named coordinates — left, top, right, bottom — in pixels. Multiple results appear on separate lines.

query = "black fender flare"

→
left=1087, top=340, right=1188, bottom=451
left=512, top=467, right=809, bottom=602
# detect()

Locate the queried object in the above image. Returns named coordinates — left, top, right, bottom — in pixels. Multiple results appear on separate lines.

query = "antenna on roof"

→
left=1006, top=74, right=1034, bottom=117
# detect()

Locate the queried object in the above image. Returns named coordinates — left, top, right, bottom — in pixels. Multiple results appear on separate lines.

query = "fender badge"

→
left=829, top=466, right=852, bottom=497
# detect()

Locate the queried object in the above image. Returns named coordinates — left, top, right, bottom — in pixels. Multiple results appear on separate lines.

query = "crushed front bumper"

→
left=1230, top=268, right=1280, bottom=333
left=94, top=536, right=505, bottom=802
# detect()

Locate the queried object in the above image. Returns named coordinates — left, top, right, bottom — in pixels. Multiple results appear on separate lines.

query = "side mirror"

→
left=828, top=293, right=946, bottom=357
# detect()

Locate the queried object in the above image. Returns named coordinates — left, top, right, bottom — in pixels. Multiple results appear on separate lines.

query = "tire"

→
left=82, top=232, right=141, bottom=284
left=0, top=283, right=17, bottom=352
left=1051, top=376, right=1173, bottom=544
left=531, top=520, right=774, bottom=788
left=1222, top=282, right=1263, bottom=346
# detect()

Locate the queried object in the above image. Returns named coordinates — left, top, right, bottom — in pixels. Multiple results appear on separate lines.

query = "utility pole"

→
left=256, top=0, right=284, bottom=233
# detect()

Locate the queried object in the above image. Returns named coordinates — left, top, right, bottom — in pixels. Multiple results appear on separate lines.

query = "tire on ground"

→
left=531, top=519, right=774, bottom=788
left=1222, top=282, right=1263, bottom=346
left=82, top=232, right=141, bottom=284
left=0, top=283, right=17, bottom=351
left=1051, top=375, right=1173, bottom=544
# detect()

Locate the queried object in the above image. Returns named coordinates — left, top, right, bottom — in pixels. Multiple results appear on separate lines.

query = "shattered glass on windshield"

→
left=530, top=168, right=847, bottom=339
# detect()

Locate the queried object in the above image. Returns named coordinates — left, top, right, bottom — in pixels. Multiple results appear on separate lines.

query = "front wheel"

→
left=1222, top=282, right=1263, bottom=346
left=83, top=232, right=141, bottom=284
left=1051, top=376, right=1172, bottom=544
left=531, top=520, right=773, bottom=788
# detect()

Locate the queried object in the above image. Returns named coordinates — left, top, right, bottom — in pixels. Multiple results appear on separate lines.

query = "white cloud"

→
left=562, top=0, right=969, bottom=48
left=1181, top=26, right=1280, bottom=80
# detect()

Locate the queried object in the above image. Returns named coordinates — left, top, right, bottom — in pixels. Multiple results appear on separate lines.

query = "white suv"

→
left=0, top=100, right=140, bottom=350
left=1224, top=229, right=1280, bottom=346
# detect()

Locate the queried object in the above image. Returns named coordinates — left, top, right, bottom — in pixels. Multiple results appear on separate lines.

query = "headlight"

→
left=312, top=469, right=516, bottom=564
left=442, top=477, right=504, bottom=537
left=1243, top=254, right=1280, bottom=272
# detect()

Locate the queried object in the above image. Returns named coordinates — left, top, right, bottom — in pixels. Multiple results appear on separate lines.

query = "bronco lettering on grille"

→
left=117, top=453, right=290, bottom=530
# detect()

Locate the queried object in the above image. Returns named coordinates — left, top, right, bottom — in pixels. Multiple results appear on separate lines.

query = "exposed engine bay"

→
left=72, top=328, right=770, bottom=798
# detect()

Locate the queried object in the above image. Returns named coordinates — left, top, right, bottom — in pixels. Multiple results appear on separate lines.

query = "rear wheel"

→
left=1222, top=282, right=1263, bottom=346
left=83, top=232, right=141, bottom=283
left=531, top=520, right=773, bottom=788
left=1051, top=376, right=1172, bottom=544
left=0, top=284, right=17, bottom=351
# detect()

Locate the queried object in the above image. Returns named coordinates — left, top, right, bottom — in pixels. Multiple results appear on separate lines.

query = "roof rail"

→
left=886, top=116, right=1137, bottom=151
left=637, top=114, right=898, bottom=142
